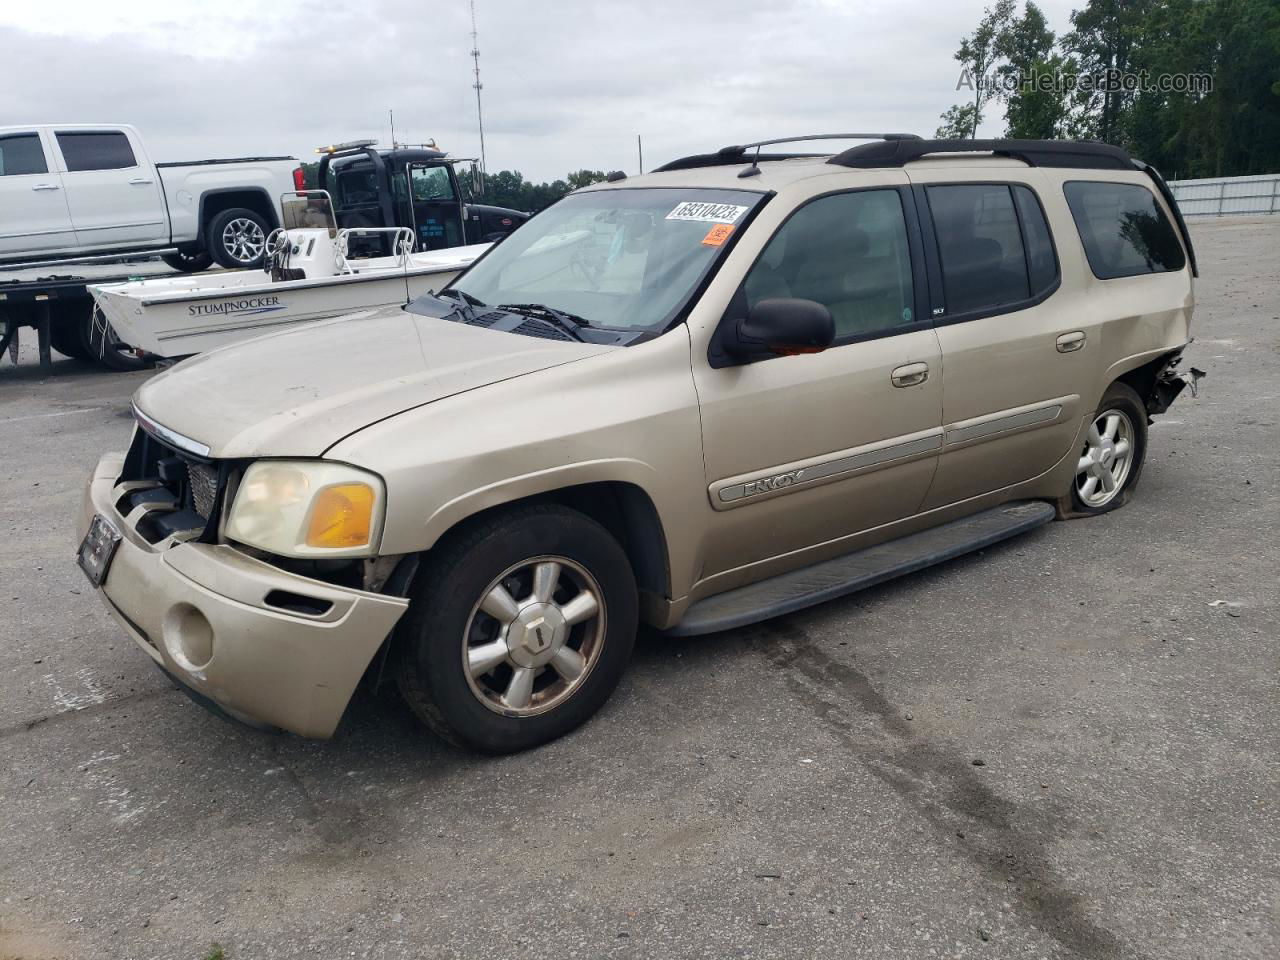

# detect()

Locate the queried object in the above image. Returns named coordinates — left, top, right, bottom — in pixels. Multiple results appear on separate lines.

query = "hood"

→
left=133, top=306, right=608, bottom=458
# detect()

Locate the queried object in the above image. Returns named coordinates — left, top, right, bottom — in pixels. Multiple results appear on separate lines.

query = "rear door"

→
left=0, top=129, right=75, bottom=256
left=52, top=128, right=167, bottom=249
left=913, top=173, right=1094, bottom=509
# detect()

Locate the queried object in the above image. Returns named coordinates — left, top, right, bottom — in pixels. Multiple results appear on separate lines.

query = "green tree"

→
left=935, top=103, right=980, bottom=139
left=938, top=0, right=1017, bottom=138
left=997, top=3, right=1072, bottom=138
left=566, top=169, right=609, bottom=190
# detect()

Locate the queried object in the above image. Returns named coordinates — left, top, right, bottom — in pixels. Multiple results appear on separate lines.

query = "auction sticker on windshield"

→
left=666, top=201, right=750, bottom=223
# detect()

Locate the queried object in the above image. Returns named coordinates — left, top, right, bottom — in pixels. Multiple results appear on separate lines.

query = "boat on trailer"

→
left=88, top=192, right=489, bottom=359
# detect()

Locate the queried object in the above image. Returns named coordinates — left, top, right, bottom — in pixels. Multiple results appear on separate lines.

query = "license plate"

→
left=77, top=514, right=122, bottom=587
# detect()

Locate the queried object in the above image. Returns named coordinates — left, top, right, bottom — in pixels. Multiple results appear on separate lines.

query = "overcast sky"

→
left=1, top=0, right=1081, bottom=183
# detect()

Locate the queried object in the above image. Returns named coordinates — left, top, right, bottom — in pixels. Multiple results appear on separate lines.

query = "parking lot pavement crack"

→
left=0, top=687, right=170, bottom=742
left=749, top=619, right=1146, bottom=960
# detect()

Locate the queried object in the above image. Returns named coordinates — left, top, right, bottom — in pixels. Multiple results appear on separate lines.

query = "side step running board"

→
left=667, top=500, right=1055, bottom=637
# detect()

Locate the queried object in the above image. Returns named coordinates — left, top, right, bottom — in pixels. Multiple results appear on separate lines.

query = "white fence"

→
left=1169, top=173, right=1280, bottom=217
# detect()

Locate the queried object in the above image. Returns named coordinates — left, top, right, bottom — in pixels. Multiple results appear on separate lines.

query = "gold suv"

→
left=78, top=135, right=1200, bottom=752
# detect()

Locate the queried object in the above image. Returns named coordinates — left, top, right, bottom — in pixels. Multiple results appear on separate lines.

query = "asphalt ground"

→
left=1, top=217, right=1276, bottom=960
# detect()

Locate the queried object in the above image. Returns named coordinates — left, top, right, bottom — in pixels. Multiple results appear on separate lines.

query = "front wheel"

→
left=396, top=504, right=638, bottom=753
left=1068, top=381, right=1148, bottom=516
left=206, top=208, right=269, bottom=269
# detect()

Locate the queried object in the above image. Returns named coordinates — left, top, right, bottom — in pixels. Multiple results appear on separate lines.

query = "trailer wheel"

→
left=162, top=248, right=214, bottom=273
left=207, top=208, right=269, bottom=269
left=50, top=320, right=91, bottom=361
left=80, top=305, right=147, bottom=372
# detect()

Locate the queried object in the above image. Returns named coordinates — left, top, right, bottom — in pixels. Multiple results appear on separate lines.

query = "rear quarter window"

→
left=1063, top=181, right=1186, bottom=280
left=56, top=131, right=138, bottom=172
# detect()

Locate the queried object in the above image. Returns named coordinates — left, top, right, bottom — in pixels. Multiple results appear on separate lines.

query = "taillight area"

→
left=293, top=166, right=307, bottom=191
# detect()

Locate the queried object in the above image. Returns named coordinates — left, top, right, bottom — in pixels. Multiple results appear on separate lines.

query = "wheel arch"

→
left=1103, top=345, right=1188, bottom=417
left=414, top=478, right=673, bottom=613
left=197, top=188, right=280, bottom=237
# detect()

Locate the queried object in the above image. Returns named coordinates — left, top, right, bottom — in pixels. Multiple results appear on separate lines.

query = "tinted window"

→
left=1064, top=181, right=1186, bottom=279
left=1013, top=185, right=1058, bottom=295
left=744, top=189, right=915, bottom=339
left=56, top=131, right=137, bottom=172
left=927, top=184, right=1029, bottom=315
left=0, top=134, right=48, bottom=176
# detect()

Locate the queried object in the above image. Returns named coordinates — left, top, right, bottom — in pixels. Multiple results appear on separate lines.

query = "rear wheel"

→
left=1069, top=382, right=1147, bottom=516
left=206, top=208, right=269, bottom=269
left=396, top=504, right=638, bottom=753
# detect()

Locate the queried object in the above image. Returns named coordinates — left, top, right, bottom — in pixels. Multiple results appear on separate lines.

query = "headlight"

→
left=226, top=460, right=385, bottom=558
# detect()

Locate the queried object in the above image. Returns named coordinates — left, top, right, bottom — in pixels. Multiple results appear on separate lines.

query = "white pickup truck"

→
left=0, top=124, right=302, bottom=271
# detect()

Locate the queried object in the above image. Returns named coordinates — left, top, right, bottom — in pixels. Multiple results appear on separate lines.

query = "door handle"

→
left=1056, top=331, right=1086, bottom=353
left=31, top=183, right=60, bottom=191
left=891, top=362, right=929, bottom=387
left=128, top=178, right=154, bottom=185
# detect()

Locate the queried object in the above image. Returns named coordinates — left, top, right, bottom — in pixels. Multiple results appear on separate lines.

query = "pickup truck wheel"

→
left=81, top=304, right=147, bottom=372
left=396, top=504, right=638, bottom=753
left=206, top=208, right=269, bottom=269
left=161, top=249, right=213, bottom=273
left=1068, top=382, right=1147, bottom=516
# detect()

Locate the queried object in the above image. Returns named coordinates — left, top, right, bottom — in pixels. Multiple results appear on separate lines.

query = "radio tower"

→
left=469, top=0, right=487, bottom=176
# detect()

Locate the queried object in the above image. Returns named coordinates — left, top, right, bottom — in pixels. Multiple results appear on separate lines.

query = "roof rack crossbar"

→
left=828, top=138, right=1133, bottom=171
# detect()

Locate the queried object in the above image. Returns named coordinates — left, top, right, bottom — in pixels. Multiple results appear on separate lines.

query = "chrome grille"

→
left=187, top=462, right=220, bottom=519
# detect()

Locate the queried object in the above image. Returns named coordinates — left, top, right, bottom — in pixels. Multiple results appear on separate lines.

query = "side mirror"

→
left=468, top=163, right=484, bottom=198
left=724, top=298, right=835, bottom=361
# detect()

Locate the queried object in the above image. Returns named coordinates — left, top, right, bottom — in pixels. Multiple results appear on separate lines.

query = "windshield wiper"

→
left=437, top=288, right=486, bottom=322
left=497, top=302, right=592, bottom=342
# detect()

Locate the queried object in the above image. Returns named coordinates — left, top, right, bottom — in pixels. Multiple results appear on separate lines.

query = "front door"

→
left=52, top=129, right=167, bottom=249
left=0, top=130, right=75, bottom=257
left=693, top=185, right=943, bottom=582
left=405, top=163, right=465, bottom=251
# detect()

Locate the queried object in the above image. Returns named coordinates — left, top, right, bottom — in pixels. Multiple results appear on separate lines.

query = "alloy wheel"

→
left=221, top=218, right=266, bottom=264
left=462, top=556, right=606, bottom=717
left=1075, top=407, right=1136, bottom=508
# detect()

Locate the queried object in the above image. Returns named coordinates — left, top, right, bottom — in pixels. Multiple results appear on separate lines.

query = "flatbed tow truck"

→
left=0, top=254, right=204, bottom=375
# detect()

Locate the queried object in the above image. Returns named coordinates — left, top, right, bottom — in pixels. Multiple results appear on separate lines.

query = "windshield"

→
left=446, top=187, right=767, bottom=332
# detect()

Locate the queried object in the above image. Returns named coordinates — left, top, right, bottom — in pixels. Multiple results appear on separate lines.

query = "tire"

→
left=79, top=304, right=147, bottom=372
left=206, top=207, right=270, bottom=269
left=1065, top=381, right=1148, bottom=517
left=49, top=306, right=92, bottom=361
left=396, top=504, right=638, bottom=754
left=162, top=249, right=213, bottom=273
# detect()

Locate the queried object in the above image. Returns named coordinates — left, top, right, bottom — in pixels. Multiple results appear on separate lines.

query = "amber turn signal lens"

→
left=305, top=483, right=375, bottom=549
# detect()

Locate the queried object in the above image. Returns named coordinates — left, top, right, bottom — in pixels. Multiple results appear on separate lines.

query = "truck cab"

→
left=317, top=141, right=527, bottom=256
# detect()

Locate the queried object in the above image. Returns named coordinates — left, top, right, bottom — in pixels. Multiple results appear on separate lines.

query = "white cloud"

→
left=1, top=0, right=1085, bottom=185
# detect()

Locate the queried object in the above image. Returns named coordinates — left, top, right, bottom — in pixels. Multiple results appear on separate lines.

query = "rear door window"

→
left=56, top=131, right=138, bottom=172
left=0, top=133, right=49, bottom=176
left=926, top=184, right=1030, bottom=315
left=1012, top=185, right=1058, bottom=295
left=1063, top=181, right=1186, bottom=279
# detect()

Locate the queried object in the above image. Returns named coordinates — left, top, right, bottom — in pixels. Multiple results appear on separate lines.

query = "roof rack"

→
left=655, top=133, right=921, bottom=173
left=828, top=138, right=1133, bottom=170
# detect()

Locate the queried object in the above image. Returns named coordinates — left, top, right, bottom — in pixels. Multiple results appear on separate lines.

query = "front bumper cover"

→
left=79, top=453, right=409, bottom=738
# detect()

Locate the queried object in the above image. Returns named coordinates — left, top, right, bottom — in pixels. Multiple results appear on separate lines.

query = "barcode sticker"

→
left=666, top=201, right=750, bottom=223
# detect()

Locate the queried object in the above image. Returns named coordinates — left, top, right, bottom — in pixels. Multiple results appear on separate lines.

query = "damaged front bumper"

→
left=78, top=453, right=409, bottom=738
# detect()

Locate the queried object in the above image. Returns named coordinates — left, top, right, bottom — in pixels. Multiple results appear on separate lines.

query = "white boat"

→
left=88, top=192, right=490, bottom=359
